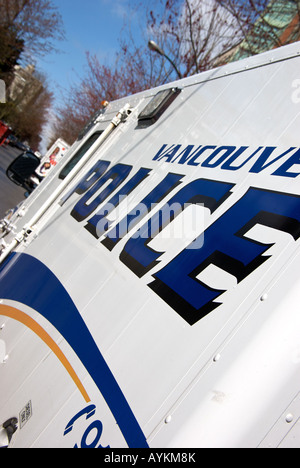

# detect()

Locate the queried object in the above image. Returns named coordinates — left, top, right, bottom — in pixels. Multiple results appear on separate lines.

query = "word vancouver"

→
left=153, top=143, right=300, bottom=178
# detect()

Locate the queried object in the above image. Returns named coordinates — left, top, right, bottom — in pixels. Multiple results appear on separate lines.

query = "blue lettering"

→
left=80, top=420, right=107, bottom=449
left=71, top=164, right=133, bottom=222
left=153, top=144, right=181, bottom=162
left=149, top=188, right=300, bottom=325
left=74, top=160, right=111, bottom=195
left=152, top=144, right=300, bottom=178
left=272, top=148, right=300, bottom=178
left=201, top=146, right=237, bottom=168
left=249, top=147, right=296, bottom=173
left=120, top=179, right=234, bottom=278
left=102, top=173, right=184, bottom=251
left=85, top=168, right=151, bottom=238
left=153, top=144, right=169, bottom=161
left=221, top=146, right=256, bottom=171
left=60, top=160, right=110, bottom=205
left=64, top=406, right=109, bottom=449
left=187, top=145, right=217, bottom=166
left=172, top=145, right=202, bottom=165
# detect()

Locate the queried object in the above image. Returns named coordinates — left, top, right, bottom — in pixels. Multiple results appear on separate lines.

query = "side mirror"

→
left=6, top=151, right=40, bottom=189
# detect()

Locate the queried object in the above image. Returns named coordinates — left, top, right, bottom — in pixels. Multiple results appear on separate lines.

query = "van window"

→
left=59, top=131, right=103, bottom=180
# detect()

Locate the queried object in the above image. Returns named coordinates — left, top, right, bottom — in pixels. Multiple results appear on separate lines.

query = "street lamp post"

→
left=148, top=40, right=182, bottom=80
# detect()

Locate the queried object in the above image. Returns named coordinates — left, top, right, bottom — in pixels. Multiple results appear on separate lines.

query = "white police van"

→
left=0, top=42, right=300, bottom=448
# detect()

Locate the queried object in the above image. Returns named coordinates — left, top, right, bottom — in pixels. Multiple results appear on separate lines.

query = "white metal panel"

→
left=0, top=43, right=300, bottom=448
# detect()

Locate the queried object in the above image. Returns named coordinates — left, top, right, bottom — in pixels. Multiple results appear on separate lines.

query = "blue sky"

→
left=36, top=0, right=170, bottom=150
left=37, top=0, right=141, bottom=106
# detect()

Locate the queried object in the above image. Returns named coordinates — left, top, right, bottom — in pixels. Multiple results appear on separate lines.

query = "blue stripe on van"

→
left=0, top=252, right=148, bottom=448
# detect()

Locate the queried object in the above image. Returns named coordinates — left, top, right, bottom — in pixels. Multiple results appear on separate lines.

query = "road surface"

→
left=0, top=144, right=27, bottom=218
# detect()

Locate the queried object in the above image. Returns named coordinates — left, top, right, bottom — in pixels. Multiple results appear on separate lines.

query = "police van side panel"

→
left=0, top=43, right=300, bottom=448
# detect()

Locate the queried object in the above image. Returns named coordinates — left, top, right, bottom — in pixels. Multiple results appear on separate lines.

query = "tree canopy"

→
left=0, top=0, right=65, bottom=149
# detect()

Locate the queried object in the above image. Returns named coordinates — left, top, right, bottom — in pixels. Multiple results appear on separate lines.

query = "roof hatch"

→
left=137, top=87, right=181, bottom=127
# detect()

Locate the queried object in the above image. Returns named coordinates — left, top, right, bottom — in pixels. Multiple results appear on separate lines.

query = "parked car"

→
left=0, top=121, right=11, bottom=146
left=6, top=135, right=29, bottom=151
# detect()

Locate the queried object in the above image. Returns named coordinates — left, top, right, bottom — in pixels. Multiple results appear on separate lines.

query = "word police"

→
left=66, top=145, right=300, bottom=326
